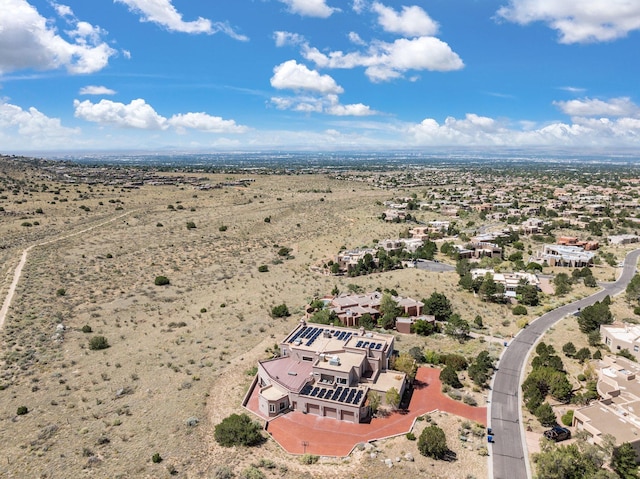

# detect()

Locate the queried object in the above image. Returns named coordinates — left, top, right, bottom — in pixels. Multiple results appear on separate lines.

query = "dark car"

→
left=543, top=426, right=571, bottom=442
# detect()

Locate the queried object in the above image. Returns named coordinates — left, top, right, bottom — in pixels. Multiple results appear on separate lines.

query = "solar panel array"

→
left=289, top=326, right=353, bottom=347
left=354, top=340, right=383, bottom=350
left=300, top=384, right=365, bottom=406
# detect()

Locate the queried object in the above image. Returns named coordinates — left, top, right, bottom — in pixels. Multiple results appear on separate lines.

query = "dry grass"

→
left=0, top=160, right=633, bottom=478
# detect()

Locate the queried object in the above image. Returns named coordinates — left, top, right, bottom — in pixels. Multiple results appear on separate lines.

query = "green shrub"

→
left=300, top=454, right=319, bottom=465
left=213, top=465, right=235, bottom=479
left=16, top=406, right=28, bottom=415
left=406, top=432, right=416, bottom=441
left=200, top=308, right=207, bottom=313
left=214, top=413, right=264, bottom=447
left=512, top=305, right=528, bottom=316
left=561, top=409, right=574, bottom=426
left=258, top=265, right=269, bottom=273
left=154, top=276, right=170, bottom=286
left=418, top=425, right=448, bottom=459
left=151, top=453, right=162, bottom=463
left=186, top=221, right=196, bottom=229
left=271, top=304, right=290, bottom=318
left=219, top=225, right=228, bottom=232
left=56, top=288, right=66, bottom=296
left=240, top=466, right=265, bottom=479
left=81, top=325, right=92, bottom=333
left=88, top=336, right=109, bottom=351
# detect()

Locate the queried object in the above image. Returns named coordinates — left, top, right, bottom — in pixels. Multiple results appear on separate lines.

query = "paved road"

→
left=414, top=259, right=456, bottom=273
left=489, top=248, right=640, bottom=479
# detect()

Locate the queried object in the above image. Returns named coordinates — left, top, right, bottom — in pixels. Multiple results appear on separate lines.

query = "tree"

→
left=612, top=443, right=640, bottom=479
left=554, top=273, right=572, bottom=296
left=386, top=387, right=401, bottom=409
left=417, top=425, right=449, bottom=460
left=534, top=442, right=605, bottom=479
left=440, top=365, right=462, bottom=389
left=422, top=292, right=452, bottom=322
left=444, top=314, right=470, bottom=341
left=562, top=342, right=577, bottom=357
left=575, top=347, right=592, bottom=364
left=408, top=346, right=426, bottom=363
left=214, top=413, right=264, bottom=447
left=367, top=390, right=381, bottom=414
left=626, top=274, right=640, bottom=304
left=479, top=273, right=499, bottom=302
left=413, top=319, right=436, bottom=336
left=89, top=335, right=110, bottom=350
left=393, top=353, right=417, bottom=381
left=578, top=301, right=613, bottom=334
left=271, top=303, right=290, bottom=318
left=535, top=402, right=557, bottom=427
left=584, top=275, right=598, bottom=288
left=517, top=284, right=540, bottom=306
left=154, top=275, right=170, bottom=286
left=379, top=293, right=401, bottom=329
left=359, top=313, right=376, bottom=330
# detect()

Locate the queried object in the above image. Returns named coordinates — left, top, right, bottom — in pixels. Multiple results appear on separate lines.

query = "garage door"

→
left=341, top=410, right=355, bottom=422
left=324, top=407, right=337, bottom=419
left=307, top=403, right=320, bottom=416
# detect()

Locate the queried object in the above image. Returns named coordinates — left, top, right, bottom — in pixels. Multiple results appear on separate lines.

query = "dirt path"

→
left=0, top=210, right=136, bottom=329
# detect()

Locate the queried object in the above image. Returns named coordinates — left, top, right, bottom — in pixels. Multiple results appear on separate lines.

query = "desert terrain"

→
left=0, top=158, right=493, bottom=479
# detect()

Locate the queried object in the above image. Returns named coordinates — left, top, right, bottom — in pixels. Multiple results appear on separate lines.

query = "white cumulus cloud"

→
left=0, top=98, right=78, bottom=146
left=0, top=0, right=116, bottom=74
left=554, top=97, right=640, bottom=118
left=406, top=109, right=640, bottom=148
left=73, top=98, right=247, bottom=133
left=115, top=0, right=248, bottom=39
left=326, top=103, right=374, bottom=116
left=497, top=0, right=640, bottom=43
left=271, top=60, right=344, bottom=94
left=79, top=85, right=117, bottom=96
left=278, top=0, right=338, bottom=18
left=74, top=98, right=168, bottom=129
left=168, top=112, right=248, bottom=133
left=273, top=31, right=305, bottom=47
left=303, top=36, right=463, bottom=82
left=372, top=2, right=439, bottom=37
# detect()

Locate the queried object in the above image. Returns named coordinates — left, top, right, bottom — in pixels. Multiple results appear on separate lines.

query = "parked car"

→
left=543, top=426, right=571, bottom=442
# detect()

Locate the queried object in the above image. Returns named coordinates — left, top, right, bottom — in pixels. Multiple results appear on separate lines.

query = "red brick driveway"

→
left=246, top=367, right=487, bottom=457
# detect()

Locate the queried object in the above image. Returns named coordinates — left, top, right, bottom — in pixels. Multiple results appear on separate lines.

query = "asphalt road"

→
left=489, top=248, right=640, bottom=479
left=414, top=259, right=456, bottom=273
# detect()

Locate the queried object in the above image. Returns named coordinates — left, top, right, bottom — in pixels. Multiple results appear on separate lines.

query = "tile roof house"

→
left=255, top=322, right=406, bottom=423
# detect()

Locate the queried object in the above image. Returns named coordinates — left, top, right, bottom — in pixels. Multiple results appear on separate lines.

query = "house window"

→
left=605, top=337, right=611, bottom=346
left=320, top=374, right=334, bottom=384
left=617, top=345, right=621, bottom=350
left=269, top=404, right=276, bottom=413
left=634, top=345, right=639, bottom=352
left=280, top=402, right=286, bottom=411
left=336, top=377, right=347, bottom=385
left=302, top=356, right=314, bottom=362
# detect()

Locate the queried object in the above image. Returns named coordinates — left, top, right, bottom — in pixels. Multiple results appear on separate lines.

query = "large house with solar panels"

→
left=256, top=321, right=405, bottom=423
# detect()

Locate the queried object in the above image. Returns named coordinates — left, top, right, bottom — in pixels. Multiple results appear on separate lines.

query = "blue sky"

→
left=1, top=0, right=640, bottom=153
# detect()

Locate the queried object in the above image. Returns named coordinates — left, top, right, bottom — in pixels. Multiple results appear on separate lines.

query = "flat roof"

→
left=577, top=403, right=640, bottom=444
left=315, top=352, right=364, bottom=373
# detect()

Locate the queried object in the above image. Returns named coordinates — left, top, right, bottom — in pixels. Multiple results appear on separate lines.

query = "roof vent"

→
left=329, top=356, right=341, bottom=366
